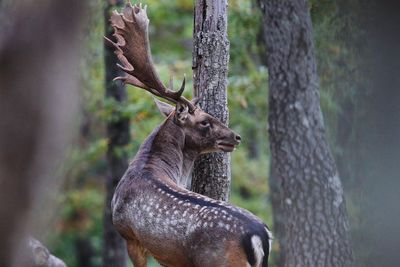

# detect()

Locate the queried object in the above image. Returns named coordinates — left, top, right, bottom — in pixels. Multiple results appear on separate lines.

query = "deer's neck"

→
left=180, top=148, right=198, bottom=188
left=131, top=118, right=198, bottom=187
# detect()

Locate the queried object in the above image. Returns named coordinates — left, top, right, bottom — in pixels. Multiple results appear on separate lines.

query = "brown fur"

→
left=111, top=114, right=271, bottom=267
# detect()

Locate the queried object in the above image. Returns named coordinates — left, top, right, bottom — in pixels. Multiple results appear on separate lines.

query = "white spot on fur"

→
left=251, top=235, right=264, bottom=267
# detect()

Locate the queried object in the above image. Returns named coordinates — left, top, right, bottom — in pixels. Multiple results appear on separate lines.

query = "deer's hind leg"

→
left=126, top=239, right=147, bottom=267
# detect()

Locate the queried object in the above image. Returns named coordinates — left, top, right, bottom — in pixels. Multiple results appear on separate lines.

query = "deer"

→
left=106, top=2, right=272, bottom=267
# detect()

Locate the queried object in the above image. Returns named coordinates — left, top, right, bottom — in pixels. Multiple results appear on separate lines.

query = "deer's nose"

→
left=235, top=134, right=241, bottom=143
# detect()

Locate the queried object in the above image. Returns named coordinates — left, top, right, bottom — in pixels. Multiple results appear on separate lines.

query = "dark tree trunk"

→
left=191, top=0, right=231, bottom=201
left=76, top=237, right=94, bottom=267
left=102, top=1, right=129, bottom=266
left=258, top=0, right=353, bottom=266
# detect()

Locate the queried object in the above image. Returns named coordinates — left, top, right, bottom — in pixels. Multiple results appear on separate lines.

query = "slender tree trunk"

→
left=76, top=237, right=94, bottom=267
left=191, top=0, right=231, bottom=201
left=102, top=1, right=129, bottom=266
left=258, top=0, right=353, bottom=266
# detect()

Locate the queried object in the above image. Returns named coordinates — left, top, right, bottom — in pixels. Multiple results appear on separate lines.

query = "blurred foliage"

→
left=48, top=186, right=105, bottom=267
left=45, top=0, right=363, bottom=266
left=311, top=0, right=362, bottom=148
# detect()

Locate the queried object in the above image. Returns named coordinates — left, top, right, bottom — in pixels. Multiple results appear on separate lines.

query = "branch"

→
left=29, top=238, right=66, bottom=267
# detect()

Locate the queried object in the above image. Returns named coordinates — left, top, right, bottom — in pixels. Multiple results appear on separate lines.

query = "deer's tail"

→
left=242, top=224, right=272, bottom=267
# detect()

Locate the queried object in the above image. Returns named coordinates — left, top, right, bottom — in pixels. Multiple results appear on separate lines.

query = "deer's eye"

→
left=200, top=120, right=210, bottom=127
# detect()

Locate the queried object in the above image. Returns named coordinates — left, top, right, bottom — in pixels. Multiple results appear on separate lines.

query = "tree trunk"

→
left=191, top=0, right=231, bottom=201
left=76, top=237, right=94, bottom=267
left=102, top=1, right=129, bottom=266
left=0, top=0, right=83, bottom=266
left=258, top=0, right=353, bottom=266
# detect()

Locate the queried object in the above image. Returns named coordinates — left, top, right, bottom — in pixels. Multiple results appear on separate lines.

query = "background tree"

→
left=0, top=0, right=84, bottom=266
left=102, top=0, right=129, bottom=266
left=191, top=0, right=231, bottom=201
left=257, top=0, right=353, bottom=266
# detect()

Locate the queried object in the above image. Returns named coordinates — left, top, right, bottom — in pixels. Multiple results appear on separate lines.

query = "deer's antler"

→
left=106, top=2, right=196, bottom=112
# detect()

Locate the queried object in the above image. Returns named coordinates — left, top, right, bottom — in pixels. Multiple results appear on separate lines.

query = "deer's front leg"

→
left=127, top=239, right=147, bottom=267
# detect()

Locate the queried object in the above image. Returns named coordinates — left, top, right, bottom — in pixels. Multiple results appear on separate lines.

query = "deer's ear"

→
left=175, top=102, right=189, bottom=124
left=154, top=98, right=174, bottom=117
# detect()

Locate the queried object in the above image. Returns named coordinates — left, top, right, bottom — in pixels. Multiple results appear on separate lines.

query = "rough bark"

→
left=0, top=0, right=83, bottom=266
left=258, top=0, right=353, bottom=266
left=102, top=0, right=129, bottom=266
left=191, top=0, right=231, bottom=201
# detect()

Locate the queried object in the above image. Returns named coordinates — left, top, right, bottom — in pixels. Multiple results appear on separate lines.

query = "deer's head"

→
left=106, top=3, right=240, bottom=154
left=154, top=99, right=241, bottom=154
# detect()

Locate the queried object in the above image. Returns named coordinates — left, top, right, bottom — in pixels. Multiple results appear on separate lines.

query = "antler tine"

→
left=177, top=75, right=185, bottom=97
left=169, top=75, right=197, bottom=113
left=108, top=2, right=196, bottom=112
left=169, top=76, right=174, bottom=92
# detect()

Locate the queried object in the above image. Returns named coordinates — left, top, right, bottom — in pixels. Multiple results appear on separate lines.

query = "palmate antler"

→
left=105, top=2, right=197, bottom=112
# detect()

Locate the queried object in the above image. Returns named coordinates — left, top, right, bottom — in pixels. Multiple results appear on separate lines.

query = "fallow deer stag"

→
left=106, top=2, right=272, bottom=267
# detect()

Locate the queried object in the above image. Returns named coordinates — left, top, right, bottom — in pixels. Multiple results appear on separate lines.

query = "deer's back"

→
left=112, top=171, right=271, bottom=266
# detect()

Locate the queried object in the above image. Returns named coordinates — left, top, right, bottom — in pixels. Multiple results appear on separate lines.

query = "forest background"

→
left=5, top=0, right=398, bottom=266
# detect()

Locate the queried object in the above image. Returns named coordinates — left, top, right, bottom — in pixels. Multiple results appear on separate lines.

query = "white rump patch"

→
left=264, top=227, right=273, bottom=253
left=251, top=235, right=264, bottom=267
